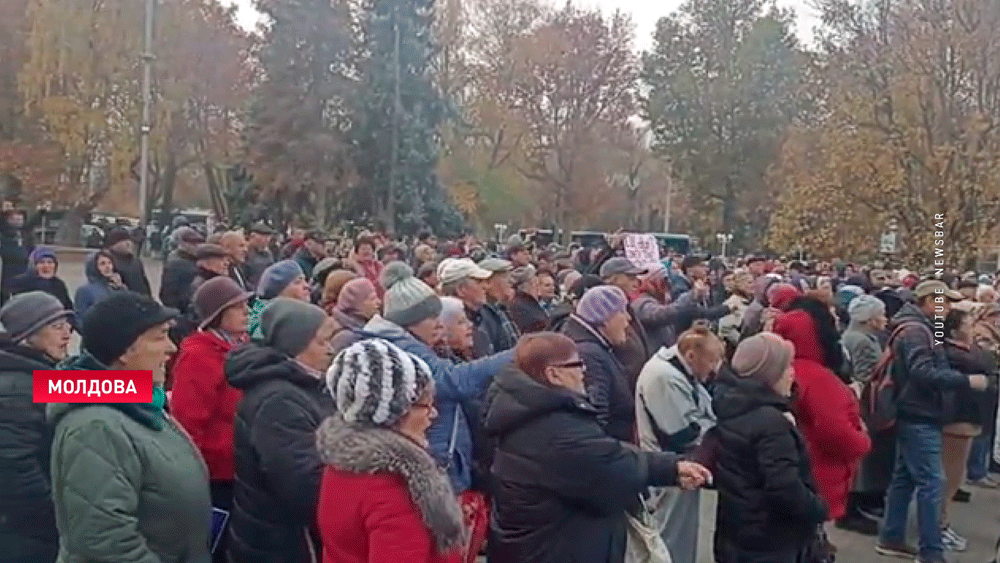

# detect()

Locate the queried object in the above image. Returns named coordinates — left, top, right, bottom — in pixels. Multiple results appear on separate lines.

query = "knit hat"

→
left=194, top=276, right=253, bottom=329
left=337, top=278, right=377, bottom=313
left=326, top=338, right=433, bottom=427
left=731, top=332, right=794, bottom=387
left=257, top=260, right=304, bottom=299
left=575, top=285, right=628, bottom=326
left=259, top=298, right=328, bottom=358
left=104, top=227, right=132, bottom=248
left=380, top=262, right=442, bottom=327
left=0, top=291, right=73, bottom=343
left=28, top=246, right=57, bottom=268
left=848, top=294, right=886, bottom=324
left=767, top=283, right=801, bottom=311
left=82, top=292, right=178, bottom=366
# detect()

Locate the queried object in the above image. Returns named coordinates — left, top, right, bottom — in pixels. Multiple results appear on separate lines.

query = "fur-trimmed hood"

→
left=315, top=415, right=466, bottom=554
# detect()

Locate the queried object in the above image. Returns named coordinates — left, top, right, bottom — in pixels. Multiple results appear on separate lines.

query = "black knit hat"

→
left=104, top=227, right=132, bottom=248
left=81, top=292, right=178, bottom=365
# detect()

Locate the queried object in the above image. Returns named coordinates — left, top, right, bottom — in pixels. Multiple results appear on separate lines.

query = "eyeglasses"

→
left=551, top=360, right=586, bottom=370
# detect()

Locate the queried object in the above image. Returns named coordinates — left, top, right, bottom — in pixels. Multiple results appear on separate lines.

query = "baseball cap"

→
left=599, top=257, right=647, bottom=279
left=438, top=258, right=492, bottom=285
left=913, top=279, right=963, bottom=301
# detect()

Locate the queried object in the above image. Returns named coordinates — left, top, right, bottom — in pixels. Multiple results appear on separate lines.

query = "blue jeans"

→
left=880, top=421, right=944, bottom=558
left=967, top=429, right=991, bottom=482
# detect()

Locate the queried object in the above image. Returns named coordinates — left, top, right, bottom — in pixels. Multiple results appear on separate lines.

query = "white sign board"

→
left=879, top=232, right=896, bottom=254
left=624, top=234, right=661, bottom=268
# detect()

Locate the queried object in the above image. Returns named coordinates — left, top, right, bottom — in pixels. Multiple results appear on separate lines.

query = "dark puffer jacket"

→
left=160, top=248, right=199, bottom=311
left=0, top=341, right=59, bottom=560
left=712, top=374, right=827, bottom=560
left=890, top=304, right=971, bottom=423
left=484, top=364, right=680, bottom=563
left=225, top=343, right=334, bottom=563
left=561, top=315, right=634, bottom=442
left=943, top=339, right=998, bottom=426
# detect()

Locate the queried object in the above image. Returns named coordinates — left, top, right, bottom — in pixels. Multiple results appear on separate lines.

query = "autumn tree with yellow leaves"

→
left=768, top=0, right=1000, bottom=266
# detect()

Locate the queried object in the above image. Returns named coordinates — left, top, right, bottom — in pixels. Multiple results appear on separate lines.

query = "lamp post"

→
left=494, top=223, right=507, bottom=244
left=716, top=233, right=733, bottom=259
left=138, top=0, right=155, bottom=234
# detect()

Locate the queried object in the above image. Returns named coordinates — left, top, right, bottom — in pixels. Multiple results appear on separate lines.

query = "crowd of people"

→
left=1, top=210, right=999, bottom=563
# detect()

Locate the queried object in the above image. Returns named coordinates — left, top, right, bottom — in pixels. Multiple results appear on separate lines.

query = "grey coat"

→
left=842, top=325, right=883, bottom=383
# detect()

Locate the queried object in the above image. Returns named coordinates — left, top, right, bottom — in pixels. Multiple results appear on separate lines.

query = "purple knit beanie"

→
left=336, top=278, right=377, bottom=313
left=576, top=285, right=628, bottom=326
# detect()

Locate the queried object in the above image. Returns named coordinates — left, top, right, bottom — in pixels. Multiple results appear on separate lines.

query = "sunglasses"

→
left=551, top=360, right=585, bottom=370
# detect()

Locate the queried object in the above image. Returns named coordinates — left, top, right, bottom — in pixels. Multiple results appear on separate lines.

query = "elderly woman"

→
left=486, top=332, right=711, bottom=563
left=320, top=269, right=359, bottom=314
left=317, top=339, right=465, bottom=563
left=329, top=277, right=381, bottom=355
left=842, top=295, right=887, bottom=387
left=714, top=333, right=829, bottom=563
left=437, top=296, right=475, bottom=361
left=0, top=292, right=73, bottom=563
left=247, top=260, right=312, bottom=339
left=51, top=292, right=211, bottom=563
left=9, top=247, right=72, bottom=311
left=719, top=270, right=754, bottom=354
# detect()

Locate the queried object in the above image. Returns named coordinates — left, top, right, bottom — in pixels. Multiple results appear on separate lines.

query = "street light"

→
left=716, top=233, right=733, bottom=259
left=494, top=223, right=507, bottom=243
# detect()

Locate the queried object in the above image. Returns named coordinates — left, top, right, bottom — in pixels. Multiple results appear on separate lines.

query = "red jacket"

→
left=317, top=468, right=462, bottom=563
left=774, top=309, right=871, bottom=520
left=169, top=330, right=242, bottom=481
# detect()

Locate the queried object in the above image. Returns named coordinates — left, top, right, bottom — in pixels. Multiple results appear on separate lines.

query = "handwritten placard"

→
left=624, top=234, right=661, bottom=268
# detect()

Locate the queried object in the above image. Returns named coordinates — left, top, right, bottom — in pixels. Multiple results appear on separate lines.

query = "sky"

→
left=228, top=0, right=823, bottom=50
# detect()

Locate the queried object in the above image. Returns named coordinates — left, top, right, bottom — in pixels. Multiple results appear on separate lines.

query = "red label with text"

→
left=33, top=371, right=153, bottom=403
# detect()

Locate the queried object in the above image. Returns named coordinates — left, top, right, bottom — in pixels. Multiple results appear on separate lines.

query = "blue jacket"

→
left=358, top=316, right=514, bottom=493
left=73, top=253, right=124, bottom=318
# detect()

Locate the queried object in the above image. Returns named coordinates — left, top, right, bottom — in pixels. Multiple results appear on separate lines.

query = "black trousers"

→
left=210, top=480, right=234, bottom=563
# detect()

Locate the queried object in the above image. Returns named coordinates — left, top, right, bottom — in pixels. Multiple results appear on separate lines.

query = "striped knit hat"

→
left=326, top=338, right=434, bottom=427
left=575, top=285, right=628, bottom=326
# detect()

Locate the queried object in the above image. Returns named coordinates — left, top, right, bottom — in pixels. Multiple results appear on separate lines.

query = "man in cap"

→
left=160, top=226, right=205, bottom=309
left=439, top=258, right=493, bottom=356
left=509, top=264, right=549, bottom=334
left=245, top=222, right=275, bottom=287
left=600, top=257, right=653, bottom=389
left=877, top=279, right=991, bottom=563
left=478, top=257, right=520, bottom=352
left=105, top=227, right=151, bottom=296
left=291, top=230, right=327, bottom=280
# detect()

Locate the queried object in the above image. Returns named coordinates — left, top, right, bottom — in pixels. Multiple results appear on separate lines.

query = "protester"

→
left=509, top=265, right=549, bottom=334
left=319, top=269, right=358, bottom=313
left=51, top=292, right=210, bottom=563
left=714, top=333, right=829, bottom=563
left=104, top=227, right=152, bottom=296
left=478, top=258, right=520, bottom=353
left=0, top=292, right=73, bottom=563
left=74, top=250, right=127, bottom=318
left=8, top=246, right=72, bottom=310
left=485, top=331, right=711, bottom=563
left=438, top=258, right=493, bottom=357
left=219, top=231, right=252, bottom=291
left=317, top=339, right=465, bottom=563
left=225, top=298, right=338, bottom=563
left=247, top=260, right=311, bottom=339
left=244, top=222, right=275, bottom=287
left=329, top=277, right=381, bottom=355
left=160, top=226, right=206, bottom=309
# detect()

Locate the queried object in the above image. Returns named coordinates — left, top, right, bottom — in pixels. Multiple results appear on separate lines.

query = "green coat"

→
left=48, top=359, right=211, bottom=563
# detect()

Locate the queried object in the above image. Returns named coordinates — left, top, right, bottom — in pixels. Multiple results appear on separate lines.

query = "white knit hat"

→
left=326, top=338, right=433, bottom=426
left=380, top=262, right=442, bottom=327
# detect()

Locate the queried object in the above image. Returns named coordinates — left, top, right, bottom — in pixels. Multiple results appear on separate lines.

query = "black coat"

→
left=509, top=292, right=549, bottom=334
left=160, top=248, right=199, bottom=311
left=9, top=273, right=73, bottom=311
left=943, top=339, right=998, bottom=427
left=561, top=315, right=635, bottom=442
left=712, top=374, right=827, bottom=560
left=484, top=363, right=679, bottom=563
left=225, top=343, right=334, bottom=563
left=109, top=250, right=151, bottom=297
left=0, top=342, right=59, bottom=556
left=0, top=214, right=40, bottom=301
left=481, top=301, right=519, bottom=353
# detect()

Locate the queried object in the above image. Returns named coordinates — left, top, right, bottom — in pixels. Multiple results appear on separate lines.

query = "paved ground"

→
left=55, top=251, right=1000, bottom=563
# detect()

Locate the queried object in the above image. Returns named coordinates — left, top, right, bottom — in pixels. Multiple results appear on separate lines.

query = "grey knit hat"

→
left=848, top=294, right=886, bottom=324
left=326, top=338, right=433, bottom=426
left=259, top=298, right=328, bottom=357
left=575, top=285, right=627, bottom=326
left=0, top=291, right=73, bottom=343
left=731, top=332, right=794, bottom=387
left=380, top=262, right=442, bottom=327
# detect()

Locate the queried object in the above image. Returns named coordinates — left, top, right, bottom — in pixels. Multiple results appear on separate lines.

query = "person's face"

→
left=280, top=274, right=312, bottom=301
left=818, top=278, right=833, bottom=293
left=395, top=386, right=438, bottom=448
left=684, top=345, right=723, bottom=382
left=358, top=293, right=381, bottom=320
left=486, top=273, right=513, bottom=302
left=118, top=321, right=176, bottom=384
left=26, top=318, right=72, bottom=361
left=456, top=278, right=487, bottom=308
left=610, top=273, right=639, bottom=294
left=7, top=212, right=24, bottom=228
left=297, top=317, right=338, bottom=371
left=357, top=243, right=375, bottom=260
left=408, top=316, right=444, bottom=346
left=545, top=354, right=586, bottom=394
left=422, top=273, right=440, bottom=289
left=538, top=275, right=556, bottom=299
left=749, top=261, right=764, bottom=277
left=248, top=232, right=270, bottom=249
left=218, top=301, right=249, bottom=334
left=446, top=314, right=474, bottom=351
left=112, top=239, right=134, bottom=255
left=223, top=235, right=248, bottom=263
left=96, top=255, right=115, bottom=277
left=868, top=311, right=888, bottom=331
left=512, top=250, right=530, bottom=267
left=736, top=274, right=753, bottom=295
left=35, top=257, right=57, bottom=278
left=601, top=311, right=630, bottom=345
left=306, top=239, right=326, bottom=257
left=690, top=264, right=707, bottom=280
left=201, top=256, right=229, bottom=275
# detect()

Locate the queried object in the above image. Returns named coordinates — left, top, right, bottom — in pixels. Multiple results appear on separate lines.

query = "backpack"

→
left=860, top=321, right=932, bottom=431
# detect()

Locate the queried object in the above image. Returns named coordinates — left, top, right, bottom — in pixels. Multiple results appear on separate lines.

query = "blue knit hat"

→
left=575, top=285, right=628, bottom=326
left=257, top=260, right=304, bottom=299
left=28, top=246, right=57, bottom=268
